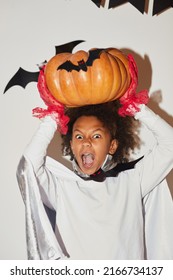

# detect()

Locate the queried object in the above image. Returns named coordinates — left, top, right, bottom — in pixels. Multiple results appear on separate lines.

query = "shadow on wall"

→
left=47, top=132, right=73, bottom=171
left=122, top=48, right=173, bottom=197
left=48, top=48, right=173, bottom=197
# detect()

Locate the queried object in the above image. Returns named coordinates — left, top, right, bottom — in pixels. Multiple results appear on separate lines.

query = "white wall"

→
left=0, top=0, right=173, bottom=259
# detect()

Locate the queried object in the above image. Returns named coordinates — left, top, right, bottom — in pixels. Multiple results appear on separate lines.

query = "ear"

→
left=109, top=139, right=118, bottom=155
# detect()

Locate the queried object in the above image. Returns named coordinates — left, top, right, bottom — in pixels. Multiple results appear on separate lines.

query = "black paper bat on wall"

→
left=108, top=0, right=146, bottom=13
left=91, top=0, right=173, bottom=15
left=91, top=0, right=146, bottom=13
left=153, top=0, right=173, bottom=15
left=3, top=40, right=85, bottom=93
left=91, top=0, right=103, bottom=7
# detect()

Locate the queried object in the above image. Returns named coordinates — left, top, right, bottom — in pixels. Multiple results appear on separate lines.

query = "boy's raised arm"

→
left=23, top=116, right=57, bottom=175
left=19, top=116, right=58, bottom=210
left=135, top=105, right=173, bottom=197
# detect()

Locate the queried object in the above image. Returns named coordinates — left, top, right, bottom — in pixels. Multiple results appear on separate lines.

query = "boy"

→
left=17, top=100, right=173, bottom=260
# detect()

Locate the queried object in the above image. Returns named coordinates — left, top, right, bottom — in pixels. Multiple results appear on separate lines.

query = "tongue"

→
left=83, top=154, right=94, bottom=165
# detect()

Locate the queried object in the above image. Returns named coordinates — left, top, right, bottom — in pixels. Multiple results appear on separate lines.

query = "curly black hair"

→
left=61, top=100, right=141, bottom=163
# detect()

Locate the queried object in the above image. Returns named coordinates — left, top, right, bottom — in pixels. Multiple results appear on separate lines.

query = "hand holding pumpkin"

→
left=118, top=55, right=149, bottom=117
left=32, top=67, right=69, bottom=135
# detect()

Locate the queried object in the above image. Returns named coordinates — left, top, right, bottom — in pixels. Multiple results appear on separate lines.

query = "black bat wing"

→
left=91, top=0, right=102, bottom=8
left=55, top=40, right=85, bottom=55
left=86, top=48, right=104, bottom=66
left=4, top=67, right=39, bottom=93
left=57, top=49, right=105, bottom=72
left=57, top=60, right=80, bottom=72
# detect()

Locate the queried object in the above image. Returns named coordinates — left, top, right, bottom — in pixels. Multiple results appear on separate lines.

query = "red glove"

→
left=32, top=66, right=69, bottom=135
left=118, top=55, right=149, bottom=117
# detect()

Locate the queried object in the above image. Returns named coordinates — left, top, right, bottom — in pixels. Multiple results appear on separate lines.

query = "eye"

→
left=93, top=134, right=101, bottom=139
left=75, top=134, right=83, bottom=140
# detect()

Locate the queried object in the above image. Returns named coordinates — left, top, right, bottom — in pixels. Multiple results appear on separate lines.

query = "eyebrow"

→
left=73, top=128, right=105, bottom=133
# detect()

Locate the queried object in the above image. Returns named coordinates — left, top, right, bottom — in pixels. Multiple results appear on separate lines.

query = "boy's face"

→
left=70, top=116, right=118, bottom=175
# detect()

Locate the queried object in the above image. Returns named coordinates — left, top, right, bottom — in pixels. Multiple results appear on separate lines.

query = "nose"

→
left=82, top=138, right=92, bottom=147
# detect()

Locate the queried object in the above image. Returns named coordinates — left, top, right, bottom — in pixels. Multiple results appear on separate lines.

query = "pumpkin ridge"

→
left=107, top=51, right=130, bottom=100
left=114, top=56, right=130, bottom=98
left=58, top=53, right=85, bottom=106
left=106, top=52, right=115, bottom=101
left=91, top=52, right=105, bottom=104
left=92, top=51, right=110, bottom=104
left=58, top=70, right=71, bottom=105
left=69, top=51, right=91, bottom=106
left=71, top=71, right=84, bottom=106
left=107, top=53, right=122, bottom=101
left=90, top=58, right=94, bottom=104
left=113, top=57, right=123, bottom=92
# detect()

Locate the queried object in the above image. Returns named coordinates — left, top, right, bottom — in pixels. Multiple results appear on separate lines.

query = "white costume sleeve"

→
left=23, top=116, right=58, bottom=210
left=135, top=106, right=173, bottom=259
left=135, top=106, right=173, bottom=197
left=143, top=179, right=173, bottom=259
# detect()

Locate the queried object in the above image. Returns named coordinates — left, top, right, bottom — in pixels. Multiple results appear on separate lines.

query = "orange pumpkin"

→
left=45, top=48, right=131, bottom=107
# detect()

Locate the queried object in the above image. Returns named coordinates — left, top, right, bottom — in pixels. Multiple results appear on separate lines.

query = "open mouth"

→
left=81, top=153, right=95, bottom=168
